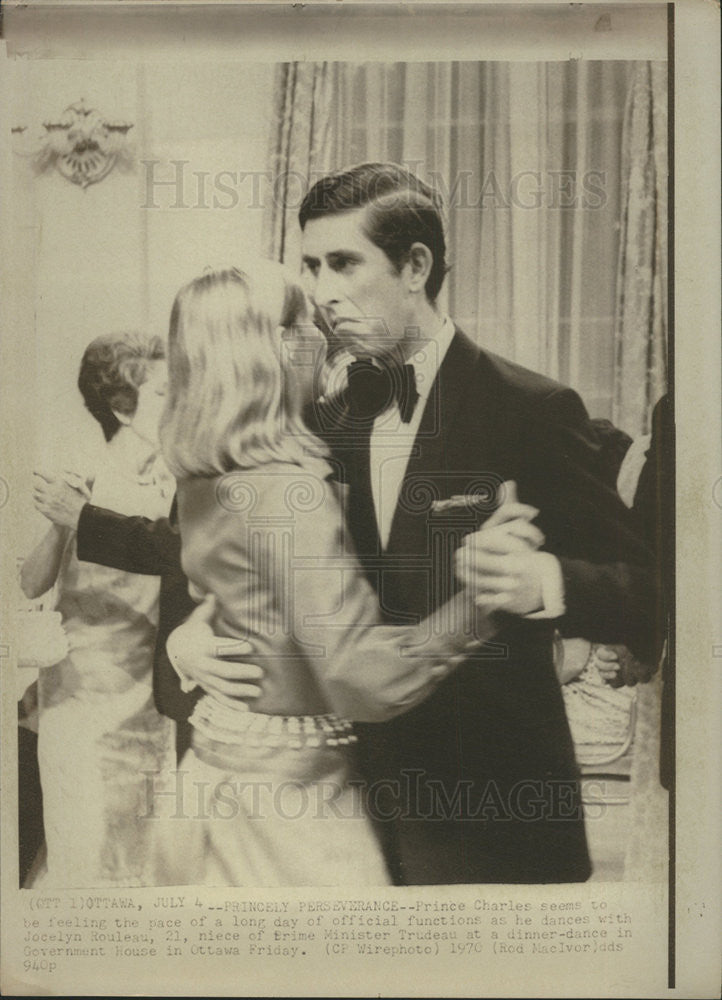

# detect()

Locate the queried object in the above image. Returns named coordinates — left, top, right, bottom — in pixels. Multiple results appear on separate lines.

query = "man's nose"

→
left=313, top=266, right=342, bottom=308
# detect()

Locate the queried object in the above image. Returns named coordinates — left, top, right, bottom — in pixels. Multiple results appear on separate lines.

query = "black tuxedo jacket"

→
left=76, top=328, right=656, bottom=884
left=76, top=497, right=201, bottom=753
left=632, top=394, right=673, bottom=789
left=311, top=328, right=655, bottom=884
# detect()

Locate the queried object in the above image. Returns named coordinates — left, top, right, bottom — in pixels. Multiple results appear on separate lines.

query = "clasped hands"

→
left=454, top=480, right=548, bottom=616
left=32, top=469, right=92, bottom=528
left=168, top=480, right=549, bottom=707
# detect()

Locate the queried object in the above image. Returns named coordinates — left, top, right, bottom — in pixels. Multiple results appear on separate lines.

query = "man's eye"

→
left=332, top=257, right=356, bottom=272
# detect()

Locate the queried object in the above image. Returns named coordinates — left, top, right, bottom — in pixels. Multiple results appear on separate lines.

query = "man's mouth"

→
left=326, top=315, right=357, bottom=329
left=314, top=312, right=364, bottom=343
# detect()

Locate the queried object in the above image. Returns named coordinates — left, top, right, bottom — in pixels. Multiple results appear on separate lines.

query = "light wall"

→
left=5, top=59, right=274, bottom=559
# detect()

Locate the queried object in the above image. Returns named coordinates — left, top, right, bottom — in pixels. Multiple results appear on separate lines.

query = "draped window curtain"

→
left=613, top=62, right=668, bottom=435
left=264, top=60, right=668, bottom=436
left=262, top=62, right=335, bottom=275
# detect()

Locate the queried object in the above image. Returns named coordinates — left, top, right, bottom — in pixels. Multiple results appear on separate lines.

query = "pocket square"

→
left=431, top=493, right=495, bottom=514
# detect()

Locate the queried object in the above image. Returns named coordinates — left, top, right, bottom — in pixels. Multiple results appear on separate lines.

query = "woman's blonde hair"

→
left=160, top=263, right=327, bottom=478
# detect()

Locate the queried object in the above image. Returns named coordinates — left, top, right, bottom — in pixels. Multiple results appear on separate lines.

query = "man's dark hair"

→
left=299, top=162, right=449, bottom=302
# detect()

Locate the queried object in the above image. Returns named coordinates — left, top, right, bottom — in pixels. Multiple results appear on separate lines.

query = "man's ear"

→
left=111, top=409, right=132, bottom=426
left=405, top=242, right=433, bottom=293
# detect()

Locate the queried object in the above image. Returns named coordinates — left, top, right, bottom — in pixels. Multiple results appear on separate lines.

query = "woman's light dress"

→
left=32, top=456, right=174, bottom=888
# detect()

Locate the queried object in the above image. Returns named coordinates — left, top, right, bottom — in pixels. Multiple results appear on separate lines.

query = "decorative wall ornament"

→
left=11, top=99, right=135, bottom=189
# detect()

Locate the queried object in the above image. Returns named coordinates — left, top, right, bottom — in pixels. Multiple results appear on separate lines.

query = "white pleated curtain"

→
left=262, top=62, right=335, bottom=276
left=265, top=60, right=667, bottom=434
left=612, top=62, right=668, bottom=435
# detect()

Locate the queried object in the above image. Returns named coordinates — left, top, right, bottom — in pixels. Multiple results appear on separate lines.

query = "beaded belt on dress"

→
left=189, top=696, right=357, bottom=749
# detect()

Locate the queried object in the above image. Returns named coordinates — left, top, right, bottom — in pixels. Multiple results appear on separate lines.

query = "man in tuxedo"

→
left=287, top=162, right=654, bottom=883
left=631, top=394, right=673, bottom=788
left=35, top=162, right=655, bottom=884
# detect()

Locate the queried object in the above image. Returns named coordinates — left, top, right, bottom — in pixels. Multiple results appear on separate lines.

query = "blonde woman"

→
left=155, top=263, right=498, bottom=887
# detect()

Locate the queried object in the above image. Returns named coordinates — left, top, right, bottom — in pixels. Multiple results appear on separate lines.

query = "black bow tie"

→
left=346, top=358, right=420, bottom=423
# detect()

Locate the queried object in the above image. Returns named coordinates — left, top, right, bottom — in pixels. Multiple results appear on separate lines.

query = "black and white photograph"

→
left=1, top=2, right=719, bottom=997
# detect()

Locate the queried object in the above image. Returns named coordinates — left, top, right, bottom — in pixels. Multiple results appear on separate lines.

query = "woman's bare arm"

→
left=20, top=524, right=70, bottom=599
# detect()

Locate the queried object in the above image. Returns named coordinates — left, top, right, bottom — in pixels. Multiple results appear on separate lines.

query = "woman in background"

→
left=21, top=331, right=175, bottom=888
left=155, top=263, right=503, bottom=887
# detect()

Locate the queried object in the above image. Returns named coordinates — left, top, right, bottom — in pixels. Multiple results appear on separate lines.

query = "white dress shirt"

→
left=369, top=317, right=456, bottom=548
left=367, top=317, right=565, bottom=618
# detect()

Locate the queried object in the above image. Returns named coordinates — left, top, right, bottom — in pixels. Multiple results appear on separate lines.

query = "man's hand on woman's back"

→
left=166, top=594, right=264, bottom=708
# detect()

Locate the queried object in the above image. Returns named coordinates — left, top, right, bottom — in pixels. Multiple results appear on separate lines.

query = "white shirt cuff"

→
left=525, top=552, right=566, bottom=619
